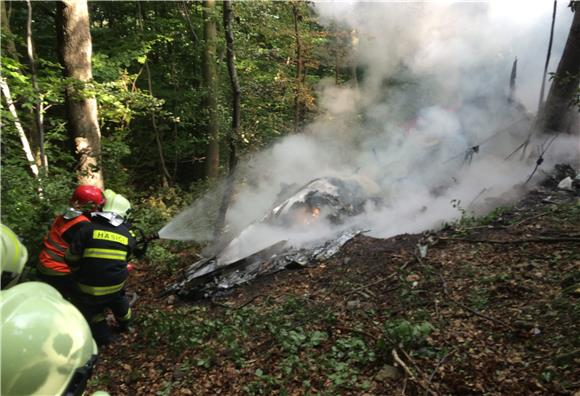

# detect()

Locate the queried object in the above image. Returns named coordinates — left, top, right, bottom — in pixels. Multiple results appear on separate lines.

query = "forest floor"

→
left=87, top=168, right=580, bottom=396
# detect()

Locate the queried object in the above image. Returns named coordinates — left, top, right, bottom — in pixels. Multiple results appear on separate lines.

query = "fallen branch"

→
left=210, top=299, right=232, bottom=309
left=510, top=211, right=549, bottom=228
left=235, top=294, right=267, bottom=310
left=428, top=348, right=456, bottom=384
left=439, top=237, right=580, bottom=244
left=454, top=300, right=512, bottom=329
left=392, top=348, right=415, bottom=379
left=437, top=273, right=512, bottom=330
left=458, top=225, right=508, bottom=231
left=346, top=273, right=396, bottom=296
left=344, top=259, right=411, bottom=301
left=400, top=348, right=425, bottom=377
left=392, top=349, right=438, bottom=396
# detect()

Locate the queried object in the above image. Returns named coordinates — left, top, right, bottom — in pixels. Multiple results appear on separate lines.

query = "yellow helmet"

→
left=1, top=282, right=98, bottom=395
left=0, top=224, right=28, bottom=289
left=103, top=189, right=131, bottom=218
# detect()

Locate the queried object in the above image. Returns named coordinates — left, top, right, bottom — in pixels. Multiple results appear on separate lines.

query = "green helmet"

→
left=0, top=224, right=28, bottom=289
left=103, top=189, right=131, bottom=218
left=1, top=282, right=98, bottom=395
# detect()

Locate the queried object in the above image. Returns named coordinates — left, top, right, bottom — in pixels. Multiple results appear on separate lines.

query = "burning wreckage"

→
left=164, top=177, right=380, bottom=299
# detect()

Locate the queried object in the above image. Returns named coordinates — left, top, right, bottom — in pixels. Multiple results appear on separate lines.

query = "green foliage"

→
left=127, top=185, right=204, bottom=273
left=0, top=169, right=76, bottom=261
left=384, top=319, right=434, bottom=349
left=1, top=0, right=348, bottom=275
left=140, top=296, right=378, bottom=394
left=332, top=336, right=375, bottom=365
left=479, top=206, right=510, bottom=225
left=449, top=199, right=511, bottom=232
left=449, top=199, right=476, bottom=227
left=549, top=71, right=580, bottom=110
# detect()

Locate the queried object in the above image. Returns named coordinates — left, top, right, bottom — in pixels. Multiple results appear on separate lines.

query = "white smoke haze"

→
left=161, top=1, right=578, bottom=258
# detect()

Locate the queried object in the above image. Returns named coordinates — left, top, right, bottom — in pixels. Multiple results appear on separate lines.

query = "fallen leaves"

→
left=86, top=189, right=580, bottom=395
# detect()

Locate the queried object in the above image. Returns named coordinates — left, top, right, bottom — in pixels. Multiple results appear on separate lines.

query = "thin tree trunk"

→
left=2, top=0, right=43, bottom=170
left=351, top=29, right=359, bottom=88
left=26, top=0, right=47, bottom=173
left=0, top=77, right=40, bottom=178
left=214, top=0, right=241, bottom=239
left=334, top=22, right=340, bottom=85
left=170, top=59, right=180, bottom=180
left=137, top=2, right=170, bottom=187
left=223, top=0, right=240, bottom=175
left=292, top=1, right=303, bottom=134
left=203, top=0, right=219, bottom=179
left=538, top=6, right=580, bottom=134
left=538, top=0, right=558, bottom=111
left=56, top=0, right=104, bottom=188
left=179, top=1, right=199, bottom=45
left=145, top=61, right=170, bottom=187
left=3, top=0, right=43, bottom=169
left=508, top=57, right=517, bottom=103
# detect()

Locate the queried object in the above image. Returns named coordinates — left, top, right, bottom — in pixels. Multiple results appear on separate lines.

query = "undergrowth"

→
left=138, top=296, right=435, bottom=394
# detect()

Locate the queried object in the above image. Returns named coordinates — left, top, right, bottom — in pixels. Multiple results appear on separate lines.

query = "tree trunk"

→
left=334, top=21, right=340, bottom=85
left=351, top=29, right=359, bottom=88
left=538, top=6, right=580, bottom=134
left=203, top=0, right=219, bottom=179
left=137, top=2, right=170, bottom=187
left=3, top=0, right=44, bottom=171
left=508, top=57, right=517, bottom=103
left=26, top=0, right=47, bottom=173
left=538, top=0, right=558, bottom=111
left=179, top=1, right=199, bottom=45
left=223, top=0, right=240, bottom=175
left=292, top=1, right=303, bottom=134
left=214, top=0, right=241, bottom=239
left=0, top=77, right=40, bottom=178
left=56, top=0, right=104, bottom=188
left=1, top=0, right=19, bottom=61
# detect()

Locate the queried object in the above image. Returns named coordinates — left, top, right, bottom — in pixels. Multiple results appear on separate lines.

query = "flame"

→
left=300, top=207, right=321, bottom=225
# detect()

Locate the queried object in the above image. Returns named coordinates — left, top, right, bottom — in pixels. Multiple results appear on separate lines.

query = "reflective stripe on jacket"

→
left=77, top=280, right=126, bottom=296
left=67, top=217, right=136, bottom=296
left=38, top=214, right=90, bottom=275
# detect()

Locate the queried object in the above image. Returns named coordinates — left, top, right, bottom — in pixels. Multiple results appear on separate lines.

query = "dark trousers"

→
left=74, top=290, right=132, bottom=346
left=37, top=272, right=77, bottom=300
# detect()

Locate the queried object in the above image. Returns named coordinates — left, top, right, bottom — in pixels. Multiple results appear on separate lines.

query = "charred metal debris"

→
left=164, top=177, right=376, bottom=299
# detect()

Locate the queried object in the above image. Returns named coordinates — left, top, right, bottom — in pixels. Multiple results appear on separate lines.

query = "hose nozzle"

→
left=145, top=232, right=160, bottom=242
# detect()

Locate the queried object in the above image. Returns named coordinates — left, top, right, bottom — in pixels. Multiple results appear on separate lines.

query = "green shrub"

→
left=384, top=319, right=434, bottom=349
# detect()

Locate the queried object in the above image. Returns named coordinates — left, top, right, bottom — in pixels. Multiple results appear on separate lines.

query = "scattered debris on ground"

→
left=88, top=165, right=579, bottom=395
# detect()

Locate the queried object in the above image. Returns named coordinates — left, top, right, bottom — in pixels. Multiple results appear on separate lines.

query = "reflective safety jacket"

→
left=65, top=215, right=136, bottom=296
left=38, top=213, right=90, bottom=276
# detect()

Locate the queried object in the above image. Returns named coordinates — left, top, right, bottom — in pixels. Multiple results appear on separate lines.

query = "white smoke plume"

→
left=162, top=1, right=578, bottom=256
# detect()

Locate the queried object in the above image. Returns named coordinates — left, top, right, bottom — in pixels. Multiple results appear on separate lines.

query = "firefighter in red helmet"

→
left=37, top=185, right=106, bottom=298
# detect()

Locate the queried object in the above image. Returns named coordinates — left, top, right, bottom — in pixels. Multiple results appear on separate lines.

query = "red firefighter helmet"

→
left=70, top=185, right=105, bottom=208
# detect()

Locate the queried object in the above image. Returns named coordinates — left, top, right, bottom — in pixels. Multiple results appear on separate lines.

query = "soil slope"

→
left=88, top=174, right=579, bottom=396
